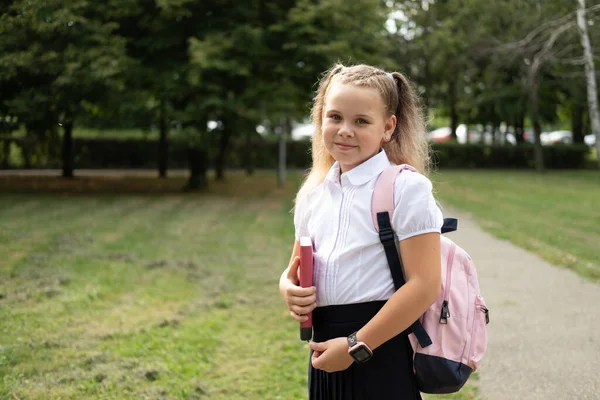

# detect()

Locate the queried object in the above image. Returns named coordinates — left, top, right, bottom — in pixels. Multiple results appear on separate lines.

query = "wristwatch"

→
left=347, top=331, right=373, bottom=363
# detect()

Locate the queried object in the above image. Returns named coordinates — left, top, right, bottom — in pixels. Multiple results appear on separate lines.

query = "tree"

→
left=113, top=0, right=208, bottom=179
left=0, top=0, right=129, bottom=177
left=577, top=0, right=600, bottom=166
left=268, top=0, right=393, bottom=186
left=189, top=0, right=393, bottom=186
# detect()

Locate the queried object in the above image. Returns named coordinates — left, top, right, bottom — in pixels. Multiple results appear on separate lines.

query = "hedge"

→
left=0, top=137, right=592, bottom=170
left=430, top=143, right=590, bottom=169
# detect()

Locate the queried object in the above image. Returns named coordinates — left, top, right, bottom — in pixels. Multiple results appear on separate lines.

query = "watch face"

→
left=349, top=346, right=372, bottom=363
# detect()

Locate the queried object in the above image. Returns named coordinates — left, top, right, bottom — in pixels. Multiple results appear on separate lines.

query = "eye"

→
left=329, top=114, right=341, bottom=121
left=356, top=118, right=369, bottom=124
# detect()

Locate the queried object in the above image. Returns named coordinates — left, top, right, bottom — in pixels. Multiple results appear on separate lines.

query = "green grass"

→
left=432, top=169, right=600, bottom=281
left=4, top=167, right=597, bottom=399
left=0, top=171, right=478, bottom=400
left=11, top=127, right=157, bottom=139
left=73, top=127, right=158, bottom=139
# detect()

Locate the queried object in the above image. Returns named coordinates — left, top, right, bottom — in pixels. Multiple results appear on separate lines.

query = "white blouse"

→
left=294, top=150, right=443, bottom=307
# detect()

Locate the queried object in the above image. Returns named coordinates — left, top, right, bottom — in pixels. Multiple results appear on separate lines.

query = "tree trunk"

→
left=22, top=134, right=32, bottom=169
left=503, top=124, right=511, bottom=145
left=62, top=119, right=74, bottom=178
left=185, top=148, right=207, bottom=191
left=528, top=71, right=544, bottom=171
left=449, top=80, right=458, bottom=141
left=158, top=97, right=168, bottom=178
left=1, top=138, right=9, bottom=168
left=515, top=112, right=525, bottom=144
left=571, top=101, right=584, bottom=144
left=277, top=118, right=288, bottom=188
left=577, top=0, right=600, bottom=166
left=244, top=127, right=255, bottom=176
left=215, top=120, right=231, bottom=182
left=422, top=59, right=431, bottom=125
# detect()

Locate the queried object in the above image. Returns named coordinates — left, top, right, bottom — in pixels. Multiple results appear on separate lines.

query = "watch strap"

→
left=347, top=331, right=358, bottom=348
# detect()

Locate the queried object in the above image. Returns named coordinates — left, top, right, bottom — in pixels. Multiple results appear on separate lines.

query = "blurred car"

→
left=291, top=122, right=314, bottom=141
left=541, top=130, right=572, bottom=145
left=523, top=129, right=536, bottom=143
left=584, top=134, right=596, bottom=147
left=426, top=125, right=474, bottom=144
left=504, top=130, right=537, bottom=145
left=427, top=127, right=453, bottom=143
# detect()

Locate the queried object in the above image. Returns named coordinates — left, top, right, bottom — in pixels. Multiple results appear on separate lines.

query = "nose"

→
left=337, top=122, right=354, bottom=138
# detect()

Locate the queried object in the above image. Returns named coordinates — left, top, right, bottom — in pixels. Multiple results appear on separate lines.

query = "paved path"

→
left=444, top=206, right=600, bottom=400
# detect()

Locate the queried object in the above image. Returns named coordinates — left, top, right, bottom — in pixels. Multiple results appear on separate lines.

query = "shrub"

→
left=0, top=137, right=591, bottom=170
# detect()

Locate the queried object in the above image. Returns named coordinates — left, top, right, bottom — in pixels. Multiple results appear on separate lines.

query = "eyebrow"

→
left=325, top=109, right=374, bottom=119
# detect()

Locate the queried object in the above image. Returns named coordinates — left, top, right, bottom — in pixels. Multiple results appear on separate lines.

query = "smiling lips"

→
left=335, top=143, right=357, bottom=151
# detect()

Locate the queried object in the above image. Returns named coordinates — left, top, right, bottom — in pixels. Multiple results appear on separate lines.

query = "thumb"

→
left=287, top=256, right=300, bottom=281
left=309, top=341, right=327, bottom=352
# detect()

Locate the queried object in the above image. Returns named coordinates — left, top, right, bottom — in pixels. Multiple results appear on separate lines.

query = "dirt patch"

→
left=0, top=174, right=191, bottom=194
left=1, top=269, right=70, bottom=304
left=144, top=369, right=160, bottom=381
left=26, top=339, right=65, bottom=350
left=83, top=352, right=110, bottom=370
left=104, top=253, right=137, bottom=263
left=156, top=318, right=181, bottom=328
left=53, top=233, right=95, bottom=254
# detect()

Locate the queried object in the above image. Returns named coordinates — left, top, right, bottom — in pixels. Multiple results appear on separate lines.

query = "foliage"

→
left=1, top=0, right=600, bottom=174
left=2, top=136, right=592, bottom=170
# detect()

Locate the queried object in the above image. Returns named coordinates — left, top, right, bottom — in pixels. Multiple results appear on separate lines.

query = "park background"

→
left=1, top=0, right=599, bottom=399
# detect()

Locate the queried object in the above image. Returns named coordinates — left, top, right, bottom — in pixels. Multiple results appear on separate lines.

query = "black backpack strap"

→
left=442, top=218, right=458, bottom=233
left=377, top=211, right=432, bottom=348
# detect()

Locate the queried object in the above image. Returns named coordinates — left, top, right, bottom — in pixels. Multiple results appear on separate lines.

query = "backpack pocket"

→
left=467, top=295, right=489, bottom=371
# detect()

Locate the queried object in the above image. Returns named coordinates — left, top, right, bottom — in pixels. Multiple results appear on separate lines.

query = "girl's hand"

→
left=309, top=337, right=354, bottom=372
left=283, top=256, right=317, bottom=322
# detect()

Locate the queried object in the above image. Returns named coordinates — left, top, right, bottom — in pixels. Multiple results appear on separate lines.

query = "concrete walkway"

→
left=444, top=206, right=600, bottom=400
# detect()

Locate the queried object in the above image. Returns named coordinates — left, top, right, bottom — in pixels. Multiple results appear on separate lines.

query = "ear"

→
left=383, top=115, right=397, bottom=142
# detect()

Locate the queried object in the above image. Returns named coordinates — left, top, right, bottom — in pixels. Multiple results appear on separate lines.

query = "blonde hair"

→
left=295, top=63, right=431, bottom=203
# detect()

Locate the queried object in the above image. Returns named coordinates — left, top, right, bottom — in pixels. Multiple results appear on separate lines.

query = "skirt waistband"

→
left=313, top=301, right=387, bottom=325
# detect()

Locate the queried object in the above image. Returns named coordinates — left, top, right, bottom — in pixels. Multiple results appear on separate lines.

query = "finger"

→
left=289, top=310, right=309, bottom=323
left=290, top=304, right=316, bottom=316
left=309, top=341, right=327, bottom=352
left=287, top=256, right=300, bottom=280
left=311, top=352, right=322, bottom=369
left=286, top=285, right=316, bottom=297
left=288, top=293, right=317, bottom=306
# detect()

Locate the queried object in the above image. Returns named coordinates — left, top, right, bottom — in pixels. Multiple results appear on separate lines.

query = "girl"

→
left=279, top=63, right=443, bottom=399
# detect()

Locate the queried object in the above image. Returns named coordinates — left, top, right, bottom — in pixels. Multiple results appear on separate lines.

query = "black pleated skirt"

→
left=308, top=301, right=422, bottom=400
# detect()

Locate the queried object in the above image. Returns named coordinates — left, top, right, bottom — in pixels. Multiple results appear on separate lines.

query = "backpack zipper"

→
left=468, top=297, right=489, bottom=362
left=439, top=242, right=457, bottom=324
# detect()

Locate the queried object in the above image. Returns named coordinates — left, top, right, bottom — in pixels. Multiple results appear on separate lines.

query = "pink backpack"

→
left=372, top=164, right=490, bottom=394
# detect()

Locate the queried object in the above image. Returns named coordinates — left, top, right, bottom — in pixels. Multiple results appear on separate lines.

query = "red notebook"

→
left=298, top=236, right=313, bottom=341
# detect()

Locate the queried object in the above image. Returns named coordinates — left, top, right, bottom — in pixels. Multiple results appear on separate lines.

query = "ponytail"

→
left=382, top=72, right=430, bottom=175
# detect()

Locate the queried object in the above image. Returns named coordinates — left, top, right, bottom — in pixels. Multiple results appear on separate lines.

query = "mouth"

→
left=335, top=143, right=357, bottom=151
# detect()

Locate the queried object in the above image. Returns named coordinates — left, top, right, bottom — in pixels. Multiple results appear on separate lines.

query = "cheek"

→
left=322, top=124, right=335, bottom=141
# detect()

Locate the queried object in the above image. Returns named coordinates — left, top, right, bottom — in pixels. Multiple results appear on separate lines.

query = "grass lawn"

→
left=11, top=127, right=157, bottom=140
left=432, top=169, right=600, bottom=281
left=0, top=171, right=477, bottom=400
left=73, top=128, right=158, bottom=140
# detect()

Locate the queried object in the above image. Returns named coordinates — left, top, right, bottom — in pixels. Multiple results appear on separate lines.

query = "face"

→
left=322, top=81, right=396, bottom=173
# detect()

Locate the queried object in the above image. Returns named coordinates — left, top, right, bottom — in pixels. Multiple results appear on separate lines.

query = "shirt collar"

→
left=324, top=149, right=392, bottom=187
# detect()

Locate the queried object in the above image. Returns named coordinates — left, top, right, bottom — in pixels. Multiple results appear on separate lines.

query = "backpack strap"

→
left=372, top=164, right=432, bottom=348
left=372, top=165, right=417, bottom=232
left=372, top=165, right=460, bottom=349
left=372, top=164, right=458, bottom=234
